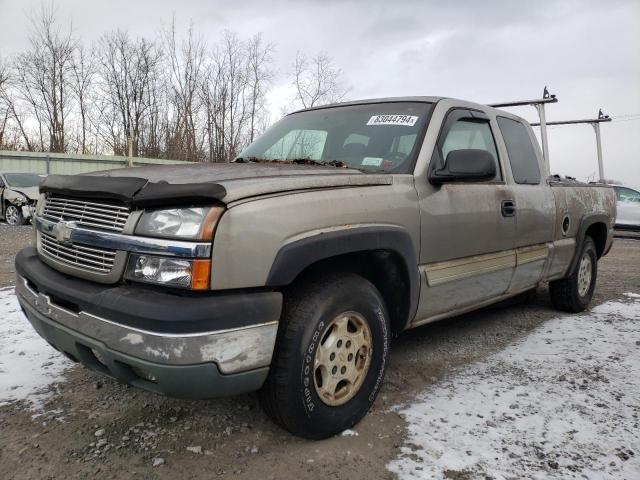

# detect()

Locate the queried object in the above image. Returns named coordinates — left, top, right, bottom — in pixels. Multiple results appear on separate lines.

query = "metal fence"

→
left=0, top=150, right=191, bottom=175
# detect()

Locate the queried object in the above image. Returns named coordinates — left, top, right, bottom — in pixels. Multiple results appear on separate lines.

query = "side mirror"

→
left=429, top=149, right=496, bottom=184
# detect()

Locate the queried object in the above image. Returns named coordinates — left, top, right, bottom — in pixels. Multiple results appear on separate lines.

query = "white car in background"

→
left=612, top=185, right=640, bottom=230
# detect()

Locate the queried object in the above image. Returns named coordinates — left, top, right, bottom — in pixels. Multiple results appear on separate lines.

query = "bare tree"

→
left=0, top=56, right=10, bottom=147
left=96, top=30, right=163, bottom=156
left=200, top=31, right=259, bottom=163
left=163, top=19, right=206, bottom=161
left=0, top=61, right=34, bottom=151
left=71, top=45, right=94, bottom=153
left=246, top=34, right=273, bottom=143
left=12, top=4, right=76, bottom=152
left=292, top=51, right=349, bottom=109
left=1, top=14, right=278, bottom=161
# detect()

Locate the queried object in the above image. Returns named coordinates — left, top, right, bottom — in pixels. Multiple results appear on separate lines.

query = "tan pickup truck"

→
left=15, top=96, right=615, bottom=439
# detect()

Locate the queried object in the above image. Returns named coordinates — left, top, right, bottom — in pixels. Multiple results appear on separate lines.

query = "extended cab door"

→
left=413, top=106, right=517, bottom=323
left=495, top=116, right=555, bottom=292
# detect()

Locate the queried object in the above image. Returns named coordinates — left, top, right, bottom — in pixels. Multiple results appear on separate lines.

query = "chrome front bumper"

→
left=16, top=275, right=278, bottom=375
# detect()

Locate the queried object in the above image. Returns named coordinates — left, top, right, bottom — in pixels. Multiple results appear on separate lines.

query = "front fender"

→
left=266, top=225, right=420, bottom=325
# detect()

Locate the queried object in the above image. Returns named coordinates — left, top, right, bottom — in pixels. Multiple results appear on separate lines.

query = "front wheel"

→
left=549, top=236, right=597, bottom=312
left=5, top=205, right=25, bottom=226
left=260, top=273, right=390, bottom=439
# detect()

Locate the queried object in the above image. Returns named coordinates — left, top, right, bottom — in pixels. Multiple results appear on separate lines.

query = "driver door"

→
left=413, top=108, right=517, bottom=323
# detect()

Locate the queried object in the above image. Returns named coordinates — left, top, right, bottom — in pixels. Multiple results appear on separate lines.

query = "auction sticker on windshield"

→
left=367, top=115, right=418, bottom=126
left=361, top=157, right=383, bottom=167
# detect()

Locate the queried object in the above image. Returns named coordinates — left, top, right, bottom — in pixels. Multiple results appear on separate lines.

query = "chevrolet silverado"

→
left=15, top=97, right=616, bottom=439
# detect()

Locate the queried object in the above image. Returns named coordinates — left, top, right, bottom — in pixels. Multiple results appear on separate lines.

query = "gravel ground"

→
left=0, top=224, right=33, bottom=287
left=0, top=224, right=638, bottom=479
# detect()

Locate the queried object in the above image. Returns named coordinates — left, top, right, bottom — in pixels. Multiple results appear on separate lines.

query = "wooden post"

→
left=127, top=133, right=133, bottom=168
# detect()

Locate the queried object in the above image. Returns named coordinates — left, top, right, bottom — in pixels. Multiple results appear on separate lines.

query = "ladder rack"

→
left=531, top=110, right=612, bottom=182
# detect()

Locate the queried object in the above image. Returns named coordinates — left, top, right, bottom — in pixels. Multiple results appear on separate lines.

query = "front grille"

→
left=41, top=232, right=116, bottom=273
left=43, top=195, right=130, bottom=233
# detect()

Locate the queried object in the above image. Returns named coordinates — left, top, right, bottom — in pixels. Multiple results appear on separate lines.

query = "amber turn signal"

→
left=199, top=207, right=225, bottom=240
left=190, top=259, right=211, bottom=290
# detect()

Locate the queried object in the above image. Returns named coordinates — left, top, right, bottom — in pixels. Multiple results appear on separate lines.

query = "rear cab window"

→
left=497, top=117, right=541, bottom=185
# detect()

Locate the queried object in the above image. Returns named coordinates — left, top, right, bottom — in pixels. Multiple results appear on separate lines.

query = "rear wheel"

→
left=549, top=236, right=597, bottom=312
left=5, top=205, right=25, bottom=226
left=260, top=273, right=390, bottom=439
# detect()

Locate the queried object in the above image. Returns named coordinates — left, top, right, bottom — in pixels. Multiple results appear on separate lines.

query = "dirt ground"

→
left=1, top=223, right=639, bottom=480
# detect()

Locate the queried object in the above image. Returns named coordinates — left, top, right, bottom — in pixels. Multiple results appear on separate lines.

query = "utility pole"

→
left=127, top=127, right=133, bottom=168
left=489, top=87, right=558, bottom=178
left=531, top=109, right=611, bottom=183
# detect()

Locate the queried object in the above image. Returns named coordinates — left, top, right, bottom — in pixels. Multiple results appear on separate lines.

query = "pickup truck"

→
left=14, top=96, right=616, bottom=439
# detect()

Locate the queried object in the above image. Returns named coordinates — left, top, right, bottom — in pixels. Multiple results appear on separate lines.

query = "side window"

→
left=497, top=117, right=541, bottom=185
left=439, top=118, right=501, bottom=181
left=263, top=129, right=327, bottom=161
left=0, top=176, right=4, bottom=188
left=615, top=187, right=640, bottom=203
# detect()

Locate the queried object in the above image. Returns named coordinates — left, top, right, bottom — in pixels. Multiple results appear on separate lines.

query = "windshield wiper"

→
left=232, top=157, right=256, bottom=163
left=232, top=157, right=348, bottom=168
left=290, top=158, right=347, bottom=168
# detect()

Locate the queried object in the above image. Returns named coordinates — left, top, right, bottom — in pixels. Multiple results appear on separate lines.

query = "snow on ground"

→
left=388, top=294, right=640, bottom=480
left=0, top=287, right=71, bottom=408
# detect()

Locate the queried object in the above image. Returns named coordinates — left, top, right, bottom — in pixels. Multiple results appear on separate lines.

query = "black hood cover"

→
left=40, top=175, right=227, bottom=208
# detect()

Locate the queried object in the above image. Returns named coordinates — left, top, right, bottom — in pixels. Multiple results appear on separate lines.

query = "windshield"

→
left=238, top=102, right=433, bottom=173
left=4, top=173, right=43, bottom=188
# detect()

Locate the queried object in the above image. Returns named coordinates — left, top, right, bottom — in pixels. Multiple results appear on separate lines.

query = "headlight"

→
left=125, top=253, right=210, bottom=290
left=135, top=206, right=224, bottom=240
left=130, top=205, right=223, bottom=289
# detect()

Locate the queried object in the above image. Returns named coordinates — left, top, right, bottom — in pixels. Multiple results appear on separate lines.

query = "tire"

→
left=549, top=236, right=597, bottom=313
left=5, top=204, right=25, bottom=226
left=260, top=273, right=390, bottom=439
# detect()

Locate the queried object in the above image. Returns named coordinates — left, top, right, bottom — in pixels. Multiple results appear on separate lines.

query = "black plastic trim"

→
left=568, top=214, right=611, bottom=274
left=15, top=247, right=281, bottom=334
left=266, top=226, right=420, bottom=328
left=40, top=174, right=227, bottom=208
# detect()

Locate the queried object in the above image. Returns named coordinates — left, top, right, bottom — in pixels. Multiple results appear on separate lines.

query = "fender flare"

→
left=266, top=225, right=420, bottom=327
left=567, top=213, right=610, bottom=274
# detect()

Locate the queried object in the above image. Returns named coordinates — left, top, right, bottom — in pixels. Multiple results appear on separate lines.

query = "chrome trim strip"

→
left=516, top=245, right=550, bottom=265
left=16, top=276, right=278, bottom=374
left=422, top=244, right=550, bottom=286
left=35, top=216, right=212, bottom=258
left=424, top=250, right=517, bottom=286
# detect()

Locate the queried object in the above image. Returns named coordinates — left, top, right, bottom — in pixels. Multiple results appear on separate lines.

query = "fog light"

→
left=91, top=348, right=108, bottom=367
left=131, top=366, right=158, bottom=383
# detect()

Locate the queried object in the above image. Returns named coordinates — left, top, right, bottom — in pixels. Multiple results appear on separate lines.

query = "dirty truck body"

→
left=15, top=97, right=615, bottom=439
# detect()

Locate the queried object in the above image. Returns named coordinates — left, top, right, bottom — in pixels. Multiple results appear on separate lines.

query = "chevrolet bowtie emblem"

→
left=52, top=220, right=78, bottom=245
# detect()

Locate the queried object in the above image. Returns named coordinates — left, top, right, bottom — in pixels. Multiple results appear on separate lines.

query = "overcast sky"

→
left=1, top=0, right=639, bottom=184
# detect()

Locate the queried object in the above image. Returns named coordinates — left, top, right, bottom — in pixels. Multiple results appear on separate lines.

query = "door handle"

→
left=501, top=200, right=516, bottom=217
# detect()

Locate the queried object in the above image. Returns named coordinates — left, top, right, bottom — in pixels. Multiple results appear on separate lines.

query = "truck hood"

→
left=41, top=163, right=392, bottom=207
